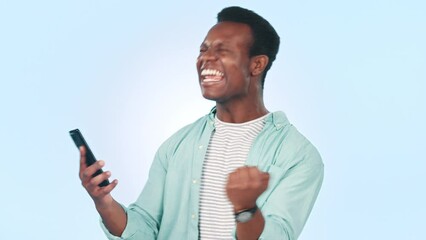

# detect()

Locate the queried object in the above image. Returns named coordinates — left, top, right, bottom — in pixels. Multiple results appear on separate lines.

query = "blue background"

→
left=1, top=1, right=425, bottom=239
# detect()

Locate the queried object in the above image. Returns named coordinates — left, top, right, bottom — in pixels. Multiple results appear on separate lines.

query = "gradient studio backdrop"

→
left=0, top=1, right=425, bottom=239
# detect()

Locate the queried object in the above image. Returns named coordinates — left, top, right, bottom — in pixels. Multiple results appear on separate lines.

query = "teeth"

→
left=203, top=78, right=221, bottom=82
left=201, top=69, right=224, bottom=77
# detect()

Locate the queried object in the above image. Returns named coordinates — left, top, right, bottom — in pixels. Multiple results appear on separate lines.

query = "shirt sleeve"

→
left=258, top=144, right=324, bottom=240
left=100, top=144, right=170, bottom=240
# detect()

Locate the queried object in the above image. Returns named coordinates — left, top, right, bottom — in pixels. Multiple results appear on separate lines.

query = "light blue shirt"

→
left=101, top=108, right=324, bottom=240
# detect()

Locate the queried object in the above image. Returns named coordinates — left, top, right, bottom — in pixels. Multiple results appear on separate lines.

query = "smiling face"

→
left=196, top=22, right=257, bottom=104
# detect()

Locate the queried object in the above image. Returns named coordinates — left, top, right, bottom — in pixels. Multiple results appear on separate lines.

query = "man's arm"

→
left=258, top=160, right=324, bottom=239
left=235, top=209, right=265, bottom=240
left=79, top=146, right=127, bottom=236
left=226, top=166, right=269, bottom=240
left=227, top=158, right=324, bottom=240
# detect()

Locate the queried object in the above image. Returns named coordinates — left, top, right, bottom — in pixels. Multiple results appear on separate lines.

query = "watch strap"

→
left=234, top=205, right=258, bottom=223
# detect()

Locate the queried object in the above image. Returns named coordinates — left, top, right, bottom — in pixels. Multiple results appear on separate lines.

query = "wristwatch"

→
left=234, top=205, right=258, bottom=223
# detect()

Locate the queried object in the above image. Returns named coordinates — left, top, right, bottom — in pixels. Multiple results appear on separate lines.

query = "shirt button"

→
left=191, top=214, right=196, bottom=219
left=198, top=145, right=203, bottom=149
left=192, top=179, right=197, bottom=184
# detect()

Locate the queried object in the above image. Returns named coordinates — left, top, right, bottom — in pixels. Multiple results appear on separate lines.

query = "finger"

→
left=237, top=167, right=250, bottom=183
left=227, top=171, right=237, bottom=186
left=247, top=166, right=261, bottom=179
left=260, top=173, right=270, bottom=188
left=82, top=160, right=105, bottom=182
left=260, top=172, right=270, bottom=181
left=101, top=179, right=119, bottom=195
left=79, top=146, right=87, bottom=180
left=89, top=170, right=111, bottom=188
left=79, top=146, right=87, bottom=170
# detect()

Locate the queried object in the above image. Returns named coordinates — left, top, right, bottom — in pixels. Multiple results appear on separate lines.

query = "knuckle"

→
left=89, top=178, right=97, bottom=186
left=227, top=183, right=236, bottom=190
left=253, top=182, right=262, bottom=189
left=103, top=187, right=111, bottom=194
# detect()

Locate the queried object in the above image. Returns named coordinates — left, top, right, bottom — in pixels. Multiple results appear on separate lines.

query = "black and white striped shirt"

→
left=199, top=114, right=268, bottom=239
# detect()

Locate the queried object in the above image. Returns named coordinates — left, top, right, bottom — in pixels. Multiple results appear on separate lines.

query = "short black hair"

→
left=217, top=6, right=280, bottom=88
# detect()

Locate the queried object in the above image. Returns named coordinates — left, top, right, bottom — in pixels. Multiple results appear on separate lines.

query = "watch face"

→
left=236, top=211, right=253, bottom=223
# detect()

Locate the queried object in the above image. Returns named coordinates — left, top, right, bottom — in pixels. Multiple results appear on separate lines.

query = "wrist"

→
left=235, top=205, right=258, bottom=223
left=233, top=202, right=257, bottom=213
left=94, top=196, right=114, bottom=211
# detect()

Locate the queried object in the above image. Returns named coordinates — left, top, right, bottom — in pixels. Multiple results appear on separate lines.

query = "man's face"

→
left=196, top=22, right=254, bottom=103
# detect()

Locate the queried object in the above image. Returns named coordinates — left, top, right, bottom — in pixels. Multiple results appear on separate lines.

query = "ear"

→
left=250, top=55, right=269, bottom=77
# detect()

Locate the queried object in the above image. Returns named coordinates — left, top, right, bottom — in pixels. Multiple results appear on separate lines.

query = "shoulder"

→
left=265, top=111, right=323, bottom=168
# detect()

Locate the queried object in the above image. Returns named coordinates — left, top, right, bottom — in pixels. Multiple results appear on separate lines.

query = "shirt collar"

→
left=207, top=106, right=289, bottom=130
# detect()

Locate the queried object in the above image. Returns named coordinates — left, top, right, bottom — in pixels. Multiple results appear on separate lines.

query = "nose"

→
left=197, top=48, right=217, bottom=66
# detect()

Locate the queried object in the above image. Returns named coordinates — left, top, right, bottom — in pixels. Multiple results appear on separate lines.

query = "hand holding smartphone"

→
left=69, top=129, right=110, bottom=187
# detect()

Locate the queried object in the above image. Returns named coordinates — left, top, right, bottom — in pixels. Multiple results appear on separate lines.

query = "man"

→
left=79, top=6, right=323, bottom=240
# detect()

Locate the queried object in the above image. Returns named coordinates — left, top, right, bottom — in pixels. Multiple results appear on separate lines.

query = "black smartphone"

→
left=69, top=129, right=110, bottom=187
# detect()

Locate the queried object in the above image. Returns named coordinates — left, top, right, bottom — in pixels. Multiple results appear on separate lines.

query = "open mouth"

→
left=200, top=69, right=224, bottom=83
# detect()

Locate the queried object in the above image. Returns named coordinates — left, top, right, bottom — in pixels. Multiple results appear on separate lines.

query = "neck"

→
left=215, top=99, right=269, bottom=123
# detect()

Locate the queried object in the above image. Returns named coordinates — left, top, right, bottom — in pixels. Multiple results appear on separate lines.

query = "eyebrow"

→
left=199, top=41, right=230, bottom=49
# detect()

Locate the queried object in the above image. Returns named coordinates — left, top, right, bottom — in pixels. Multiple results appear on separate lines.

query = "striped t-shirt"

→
left=199, top=114, right=269, bottom=239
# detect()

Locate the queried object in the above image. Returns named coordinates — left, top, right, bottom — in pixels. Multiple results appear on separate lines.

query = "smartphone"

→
left=69, top=129, right=110, bottom=187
